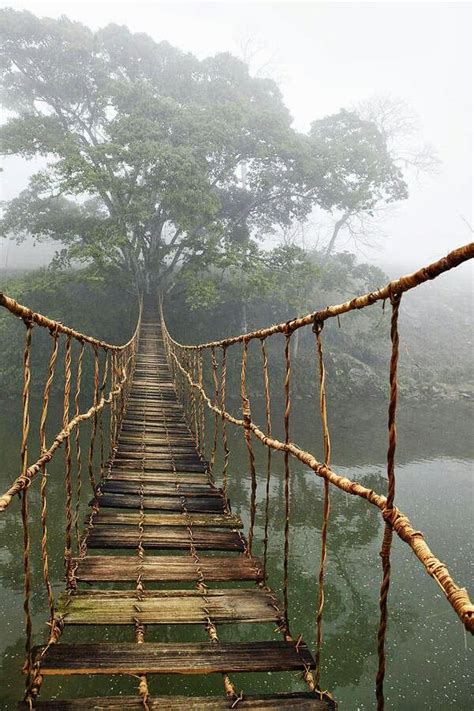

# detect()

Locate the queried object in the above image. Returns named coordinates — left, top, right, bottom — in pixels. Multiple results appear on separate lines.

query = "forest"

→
left=0, top=8, right=471, bottom=403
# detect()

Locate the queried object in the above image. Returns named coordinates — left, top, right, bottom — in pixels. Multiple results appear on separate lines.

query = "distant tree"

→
left=355, top=94, right=440, bottom=175
left=308, top=109, right=408, bottom=257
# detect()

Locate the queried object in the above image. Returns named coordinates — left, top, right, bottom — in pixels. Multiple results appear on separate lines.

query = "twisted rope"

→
left=375, top=292, right=402, bottom=710
left=241, top=340, right=257, bottom=556
left=260, top=338, right=273, bottom=579
left=313, top=319, right=332, bottom=689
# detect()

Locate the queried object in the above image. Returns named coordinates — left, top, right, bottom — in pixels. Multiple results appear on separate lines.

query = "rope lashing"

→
left=0, top=296, right=141, bottom=704
left=0, top=244, right=472, bottom=709
left=159, top=243, right=473, bottom=705
left=376, top=291, right=402, bottom=711
left=312, top=316, right=332, bottom=690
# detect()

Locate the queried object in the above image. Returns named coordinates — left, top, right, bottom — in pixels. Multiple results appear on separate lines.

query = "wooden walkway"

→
left=27, top=314, right=332, bottom=709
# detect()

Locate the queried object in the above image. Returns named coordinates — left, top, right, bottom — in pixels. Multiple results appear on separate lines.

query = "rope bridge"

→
left=0, top=242, right=472, bottom=710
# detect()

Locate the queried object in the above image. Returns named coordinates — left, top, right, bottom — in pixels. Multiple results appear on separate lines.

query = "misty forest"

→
left=0, top=4, right=472, bottom=711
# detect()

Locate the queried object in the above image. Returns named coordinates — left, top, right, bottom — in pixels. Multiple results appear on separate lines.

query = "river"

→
left=0, top=392, right=472, bottom=709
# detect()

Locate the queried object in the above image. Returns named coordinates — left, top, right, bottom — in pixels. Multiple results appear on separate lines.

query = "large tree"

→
left=308, top=109, right=408, bottom=257
left=0, top=10, right=409, bottom=290
left=0, top=10, right=316, bottom=290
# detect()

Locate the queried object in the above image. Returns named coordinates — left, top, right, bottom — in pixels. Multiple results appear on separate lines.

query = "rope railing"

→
left=0, top=294, right=141, bottom=706
left=161, top=242, right=474, bottom=710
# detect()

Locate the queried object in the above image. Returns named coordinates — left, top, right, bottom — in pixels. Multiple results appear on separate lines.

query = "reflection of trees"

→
left=241, top=467, right=418, bottom=691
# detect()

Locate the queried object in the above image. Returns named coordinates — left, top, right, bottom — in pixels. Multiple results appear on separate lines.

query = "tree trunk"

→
left=324, top=212, right=351, bottom=259
left=241, top=302, right=248, bottom=334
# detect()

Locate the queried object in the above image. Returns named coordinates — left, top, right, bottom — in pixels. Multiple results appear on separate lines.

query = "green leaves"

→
left=309, top=109, right=408, bottom=213
left=0, top=10, right=409, bottom=291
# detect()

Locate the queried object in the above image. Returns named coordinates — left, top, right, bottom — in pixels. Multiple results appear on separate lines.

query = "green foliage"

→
left=309, top=109, right=408, bottom=214
left=0, top=266, right=138, bottom=399
left=0, top=9, right=408, bottom=291
left=0, top=9, right=315, bottom=290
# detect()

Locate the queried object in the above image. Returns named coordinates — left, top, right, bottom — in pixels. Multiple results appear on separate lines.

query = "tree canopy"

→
left=0, top=9, right=409, bottom=290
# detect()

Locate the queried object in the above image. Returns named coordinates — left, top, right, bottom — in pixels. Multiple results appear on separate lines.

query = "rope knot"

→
left=312, top=315, right=324, bottom=334
left=389, top=288, right=402, bottom=306
left=22, top=312, right=34, bottom=329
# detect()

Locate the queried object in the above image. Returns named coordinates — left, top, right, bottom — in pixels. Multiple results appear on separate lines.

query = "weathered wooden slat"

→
left=107, top=471, right=209, bottom=483
left=109, top=462, right=207, bottom=472
left=99, top=480, right=221, bottom=496
left=94, top=493, right=224, bottom=512
left=19, top=693, right=333, bottom=710
left=87, top=526, right=244, bottom=550
left=18, top=315, right=334, bottom=710
left=73, top=555, right=262, bottom=582
left=115, top=451, right=203, bottom=461
left=92, top=511, right=242, bottom=528
left=32, top=641, right=312, bottom=674
left=55, top=589, right=281, bottom=624
left=118, top=436, right=193, bottom=444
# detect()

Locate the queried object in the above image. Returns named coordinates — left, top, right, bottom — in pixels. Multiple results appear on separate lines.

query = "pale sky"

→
left=0, top=0, right=472, bottom=269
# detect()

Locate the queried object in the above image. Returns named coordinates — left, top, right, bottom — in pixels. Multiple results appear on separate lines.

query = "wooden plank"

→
left=94, top=493, right=224, bottom=512
left=111, top=461, right=207, bottom=472
left=115, top=451, right=203, bottom=461
left=92, top=511, right=242, bottom=528
left=19, top=694, right=331, bottom=710
left=55, top=589, right=281, bottom=624
left=99, top=481, right=221, bottom=496
left=87, top=526, right=244, bottom=550
left=73, top=555, right=262, bottom=582
left=19, top=693, right=333, bottom=710
left=118, top=443, right=196, bottom=451
left=112, top=458, right=206, bottom=469
left=118, top=436, right=193, bottom=444
left=32, top=640, right=313, bottom=674
left=107, top=471, right=209, bottom=484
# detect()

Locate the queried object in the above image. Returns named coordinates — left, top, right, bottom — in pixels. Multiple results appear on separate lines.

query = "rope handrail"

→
left=160, top=241, right=473, bottom=709
left=165, top=242, right=474, bottom=350
left=0, top=298, right=142, bottom=512
left=0, top=243, right=472, bottom=709
left=0, top=291, right=141, bottom=351
left=0, top=293, right=142, bottom=703
left=163, top=332, right=474, bottom=633
left=0, top=352, right=134, bottom=511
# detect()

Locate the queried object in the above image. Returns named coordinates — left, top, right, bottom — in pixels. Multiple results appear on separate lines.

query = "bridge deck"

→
left=29, top=315, right=333, bottom=709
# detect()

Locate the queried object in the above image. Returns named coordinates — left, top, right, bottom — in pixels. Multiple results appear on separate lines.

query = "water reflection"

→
left=0, top=395, right=472, bottom=708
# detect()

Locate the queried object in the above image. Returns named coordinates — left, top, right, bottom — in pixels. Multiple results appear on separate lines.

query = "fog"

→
left=0, top=0, right=472, bottom=272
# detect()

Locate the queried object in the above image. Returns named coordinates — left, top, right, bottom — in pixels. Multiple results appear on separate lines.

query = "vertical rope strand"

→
left=209, top=347, right=219, bottom=472
left=220, top=347, right=230, bottom=498
left=376, top=292, right=402, bottom=711
left=20, top=321, right=33, bottom=704
left=97, top=351, right=110, bottom=481
left=39, top=328, right=60, bottom=623
left=197, top=349, right=205, bottom=458
left=241, top=340, right=257, bottom=556
left=283, top=331, right=292, bottom=634
left=313, top=319, right=332, bottom=689
left=88, top=346, right=100, bottom=492
left=260, top=338, right=273, bottom=579
left=63, top=335, right=74, bottom=588
left=73, top=342, right=84, bottom=547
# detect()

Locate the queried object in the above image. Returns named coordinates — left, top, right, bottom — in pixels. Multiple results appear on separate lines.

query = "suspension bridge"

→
left=0, top=243, right=473, bottom=710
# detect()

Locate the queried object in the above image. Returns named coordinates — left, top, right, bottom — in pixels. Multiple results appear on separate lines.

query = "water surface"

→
left=0, top=395, right=472, bottom=709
